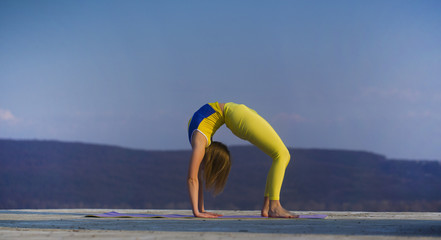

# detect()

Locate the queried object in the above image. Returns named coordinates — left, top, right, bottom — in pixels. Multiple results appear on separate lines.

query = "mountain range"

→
left=1, top=139, right=440, bottom=211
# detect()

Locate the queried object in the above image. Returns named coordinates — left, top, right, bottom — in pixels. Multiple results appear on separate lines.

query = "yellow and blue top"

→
left=188, top=102, right=224, bottom=147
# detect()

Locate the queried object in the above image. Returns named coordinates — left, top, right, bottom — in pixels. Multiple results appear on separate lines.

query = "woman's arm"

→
left=198, top=180, right=223, bottom=217
left=197, top=158, right=223, bottom=217
left=187, top=132, right=218, bottom=218
left=198, top=170, right=205, bottom=213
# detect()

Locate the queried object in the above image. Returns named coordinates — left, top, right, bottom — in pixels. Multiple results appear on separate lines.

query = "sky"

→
left=1, top=0, right=441, bottom=160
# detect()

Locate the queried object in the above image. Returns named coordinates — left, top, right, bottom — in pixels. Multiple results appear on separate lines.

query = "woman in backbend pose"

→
left=187, top=102, right=296, bottom=218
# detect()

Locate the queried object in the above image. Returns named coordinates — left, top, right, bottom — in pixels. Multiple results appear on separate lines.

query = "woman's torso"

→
left=188, top=102, right=225, bottom=147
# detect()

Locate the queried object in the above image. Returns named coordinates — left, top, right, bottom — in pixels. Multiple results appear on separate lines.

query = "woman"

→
left=187, top=102, right=296, bottom=218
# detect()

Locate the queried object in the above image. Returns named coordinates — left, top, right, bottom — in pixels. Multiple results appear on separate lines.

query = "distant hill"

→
left=1, top=139, right=440, bottom=211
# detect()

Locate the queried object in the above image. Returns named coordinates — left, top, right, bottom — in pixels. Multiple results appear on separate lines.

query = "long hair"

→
left=202, top=141, right=231, bottom=195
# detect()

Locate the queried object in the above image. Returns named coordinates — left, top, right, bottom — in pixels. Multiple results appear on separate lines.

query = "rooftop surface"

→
left=0, top=209, right=440, bottom=239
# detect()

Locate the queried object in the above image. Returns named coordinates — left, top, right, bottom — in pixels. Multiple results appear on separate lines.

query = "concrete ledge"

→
left=1, top=209, right=440, bottom=239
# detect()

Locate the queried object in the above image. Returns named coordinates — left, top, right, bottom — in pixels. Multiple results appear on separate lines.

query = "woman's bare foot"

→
left=268, top=205, right=298, bottom=218
left=266, top=199, right=298, bottom=218
left=261, top=197, right=270, bottom=217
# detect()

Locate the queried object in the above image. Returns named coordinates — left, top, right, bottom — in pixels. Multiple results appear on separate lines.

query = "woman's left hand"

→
left=202, top=211, right=223, bottom=217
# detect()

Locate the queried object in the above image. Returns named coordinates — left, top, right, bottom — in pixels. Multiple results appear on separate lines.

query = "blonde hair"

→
left=202, top=141, right=231, bottom=195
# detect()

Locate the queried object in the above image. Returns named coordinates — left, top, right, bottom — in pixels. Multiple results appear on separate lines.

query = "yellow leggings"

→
left=224, top=103, right=291, bottom=200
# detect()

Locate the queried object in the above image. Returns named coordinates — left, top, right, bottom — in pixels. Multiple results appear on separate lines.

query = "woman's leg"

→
left=263, top=145, right=290, bottom=200
left=224, top=103, right=295, bottom=217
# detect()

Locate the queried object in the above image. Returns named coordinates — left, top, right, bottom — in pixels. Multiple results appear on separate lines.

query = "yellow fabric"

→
left=224, top=102, right=290, bottom=200
left=188, top=102, right=224, bottom=147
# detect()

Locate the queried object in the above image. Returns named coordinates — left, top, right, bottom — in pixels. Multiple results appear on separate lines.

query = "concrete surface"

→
left=0, top=209, right=440, bottom=239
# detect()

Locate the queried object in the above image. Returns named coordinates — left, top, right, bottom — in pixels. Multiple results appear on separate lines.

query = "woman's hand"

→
left=194, top=212, right=220, bottom=218
left=202, top=211, right=223, bottom=217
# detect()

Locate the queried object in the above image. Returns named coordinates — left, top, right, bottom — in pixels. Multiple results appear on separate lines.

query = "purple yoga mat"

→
left=86, top=211, right=327, bottom=219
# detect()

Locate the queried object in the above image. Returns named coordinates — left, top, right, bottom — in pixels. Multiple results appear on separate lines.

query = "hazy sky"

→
left=1, top=0, right=440, bottom=160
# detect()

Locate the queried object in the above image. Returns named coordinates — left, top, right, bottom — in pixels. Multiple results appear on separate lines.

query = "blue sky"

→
left=1, top=0, right=440, bottom=160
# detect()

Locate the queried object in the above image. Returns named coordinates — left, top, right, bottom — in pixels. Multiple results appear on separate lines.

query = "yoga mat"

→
left=86, top=211, right=327, bottom=219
